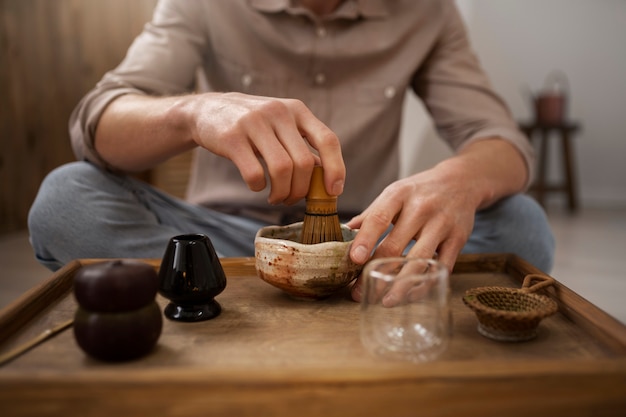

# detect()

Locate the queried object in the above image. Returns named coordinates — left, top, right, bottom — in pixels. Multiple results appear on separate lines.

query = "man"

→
left=28, top=0, right=554, bottom=302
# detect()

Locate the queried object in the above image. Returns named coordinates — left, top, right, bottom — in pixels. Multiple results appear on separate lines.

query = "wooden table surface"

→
left=0, top=254, right=625, bottom=417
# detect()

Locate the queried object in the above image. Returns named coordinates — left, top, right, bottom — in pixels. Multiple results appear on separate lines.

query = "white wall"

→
left=401, top=0, right=626, bottom=208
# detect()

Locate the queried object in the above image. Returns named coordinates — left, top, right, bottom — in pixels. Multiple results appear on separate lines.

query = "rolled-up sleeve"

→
left=69, top=0, right=207, bottom=167
left=413, top=2, right=535, bottom=187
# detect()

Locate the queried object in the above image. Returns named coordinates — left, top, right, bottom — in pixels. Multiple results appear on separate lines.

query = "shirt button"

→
left=316, top=26, right=327, bottom=38
left=384, top=86, right=397, bottom=99
left=314, top=73, right=326, bottom=85
left=241, top=74, right=253, bottom=87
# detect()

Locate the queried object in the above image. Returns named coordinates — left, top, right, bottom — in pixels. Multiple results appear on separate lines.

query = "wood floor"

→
left=1, top=206, right=625, bottom=324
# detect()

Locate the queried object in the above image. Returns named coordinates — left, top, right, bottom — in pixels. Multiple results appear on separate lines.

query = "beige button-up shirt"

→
left=70, top=0, right=533, bottom=221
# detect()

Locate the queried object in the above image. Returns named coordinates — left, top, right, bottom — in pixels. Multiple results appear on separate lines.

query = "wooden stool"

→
left=519, top=121, right=581, bottom=212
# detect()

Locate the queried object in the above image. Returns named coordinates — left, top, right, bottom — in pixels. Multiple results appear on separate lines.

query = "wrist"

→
left=432, top=156, right=486, bottom=210
left=444, top=138, right=527, bottom=210
left=165, top=94, right=202, bottom=149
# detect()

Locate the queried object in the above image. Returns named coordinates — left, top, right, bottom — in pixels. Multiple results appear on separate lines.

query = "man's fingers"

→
left=293, top=101, right=345, bottom=196
left=350, top=213, right=391, bottom=264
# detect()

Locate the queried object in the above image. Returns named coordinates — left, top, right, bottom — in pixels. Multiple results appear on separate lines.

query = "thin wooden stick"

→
left=0, top=318, right=74, bottom=366
left=301, top=166, right=343, bottom=244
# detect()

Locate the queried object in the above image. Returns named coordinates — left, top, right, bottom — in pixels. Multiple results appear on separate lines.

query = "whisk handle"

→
left=307, top=165, right=335, bottom=201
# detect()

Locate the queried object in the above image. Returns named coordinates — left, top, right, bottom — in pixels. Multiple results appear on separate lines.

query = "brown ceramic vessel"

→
left=254, top=222, right=362, bottom=300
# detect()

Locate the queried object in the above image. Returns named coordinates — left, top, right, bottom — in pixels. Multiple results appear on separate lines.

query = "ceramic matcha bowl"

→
left=254, top=222, right=362, bottom=300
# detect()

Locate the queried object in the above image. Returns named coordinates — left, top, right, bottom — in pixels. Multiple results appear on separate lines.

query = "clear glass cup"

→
left=360, top=257, right=451, bottom=362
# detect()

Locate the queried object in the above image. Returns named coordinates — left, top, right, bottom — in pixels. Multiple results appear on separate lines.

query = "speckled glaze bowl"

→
left=254, top=222, right=362, bottom=300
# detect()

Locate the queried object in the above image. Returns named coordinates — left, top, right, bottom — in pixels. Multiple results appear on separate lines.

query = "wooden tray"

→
left=0, top=254, right=625, bottom=417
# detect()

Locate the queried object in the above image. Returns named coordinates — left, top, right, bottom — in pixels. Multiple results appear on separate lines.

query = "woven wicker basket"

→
left=462, top=274, right=558, bottom=342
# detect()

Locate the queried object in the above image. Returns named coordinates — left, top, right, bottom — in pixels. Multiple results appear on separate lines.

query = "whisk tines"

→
left=300, top=166, right=344, bottom=244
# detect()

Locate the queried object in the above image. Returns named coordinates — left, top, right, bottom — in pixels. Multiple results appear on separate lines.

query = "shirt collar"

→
left=248, top=0, right=389, bottom=19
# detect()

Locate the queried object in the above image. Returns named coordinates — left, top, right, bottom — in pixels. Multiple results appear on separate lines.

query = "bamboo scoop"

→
left=300, top=166, right=344, bottom=244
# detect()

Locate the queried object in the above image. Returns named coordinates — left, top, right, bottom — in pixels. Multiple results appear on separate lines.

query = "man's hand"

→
left=188, top=93, right=345, bottom=205
left=95, top=92, right=346, bottom=205
left=347, top=162, right=478, bottom=302
left=347, top=138, right=528, bottom=302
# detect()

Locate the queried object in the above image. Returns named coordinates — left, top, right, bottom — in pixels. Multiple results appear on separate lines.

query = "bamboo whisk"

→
left=301, top=166, right=344, bottom=244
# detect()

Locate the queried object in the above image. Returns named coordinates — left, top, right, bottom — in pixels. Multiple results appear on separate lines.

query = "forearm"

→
left=95, top=94, right=197, bottom=173
left=94, top=91, right=345, bottom=205
left=435, top=137, right=528, bottom=211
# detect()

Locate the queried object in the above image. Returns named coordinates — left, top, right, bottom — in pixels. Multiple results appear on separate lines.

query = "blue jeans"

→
left=28, top=162, right=555, bottom=272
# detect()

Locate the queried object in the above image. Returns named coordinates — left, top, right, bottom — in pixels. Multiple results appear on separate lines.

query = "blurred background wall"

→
left=2, top=0, right=625, bottom=235
left=403, top=0, right=626, bottom=208
left=0, top=0, right=158, bottom=234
